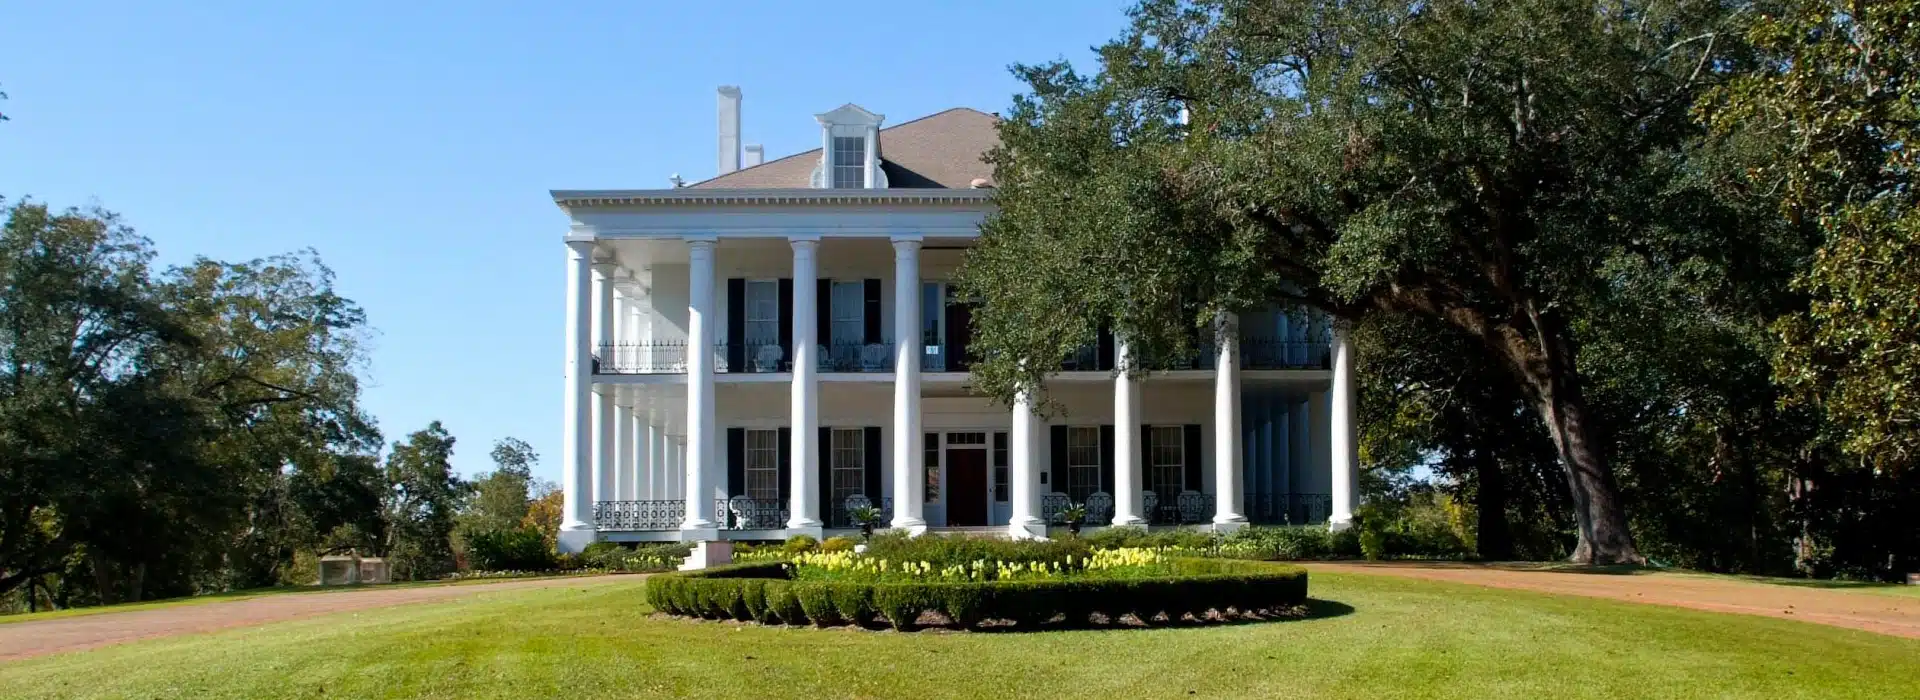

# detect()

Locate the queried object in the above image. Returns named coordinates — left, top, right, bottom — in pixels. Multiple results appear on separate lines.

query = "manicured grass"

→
left=0, top=573, right=601, bottom=626
left=1494, top=562, right=1920, bottom=598
left=1, top=573, right=1914, bottom=699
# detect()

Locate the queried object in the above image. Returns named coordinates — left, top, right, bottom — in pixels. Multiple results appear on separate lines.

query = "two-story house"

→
left=549, top=87, right=1360, bottom=552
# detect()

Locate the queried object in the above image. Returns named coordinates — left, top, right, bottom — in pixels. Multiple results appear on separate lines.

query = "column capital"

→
left=684, top=234, right=718, bottom=244
left=564, top=239, right=598, bottom=255
left=890, top=234, right=925, bottom=246
left=591, top=261, right=621, bottom=276
left=788, top=235, right=821, bottom=246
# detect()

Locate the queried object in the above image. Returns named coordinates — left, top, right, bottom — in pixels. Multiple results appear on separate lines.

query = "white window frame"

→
left=1148, top=425, right=1184, bottom=499
left=831, top=428, right=865, bottom=500
left=1067, top=426, right=1101, bottom=502
left=831, top=136, right=866, bottom=188
left=745, top=429, right=779, bottom=500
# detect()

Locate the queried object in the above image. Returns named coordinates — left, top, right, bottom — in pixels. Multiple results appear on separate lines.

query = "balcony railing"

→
left=1145, top=491, right=1215, bottom=525
left=715, top=497, right=789, bottom=530
left=821, top=341, right=895, bottom=373
left=1246, top=492, right=1331, bottom=525
left=595, top=342, right=695, bottom=374
left=824, top=494, right=894, bottom=529
left=594, top=500, right=685, bottom=531
left=724, top=339, right=789, bottom=373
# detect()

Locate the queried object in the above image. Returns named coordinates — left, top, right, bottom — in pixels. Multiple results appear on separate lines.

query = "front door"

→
left=946, top=448, right=988, bottom=526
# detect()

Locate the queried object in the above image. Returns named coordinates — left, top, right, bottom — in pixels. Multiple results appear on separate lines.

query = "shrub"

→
left=1221, top=526, right=1338, bottom=561
left=864, top=532, right=1092, bottom=568
left=782, top=535, right=820, bottom=554
left=1084, top=528, right=1218, bottom=551
left=466, top=527, right=555, bottom=571
left=821, top=536, right=857, bottom=552
left=583, top=542, right=691, bottom=572
left=645, top=558, right=1307, bottom=630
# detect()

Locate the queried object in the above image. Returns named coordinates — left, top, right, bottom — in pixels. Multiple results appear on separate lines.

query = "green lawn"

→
left=1486, top=562, right=1920, bottom=598
left=1, top=573, right=1914, bottom=699
left=0, top=573, right=600, bottom=626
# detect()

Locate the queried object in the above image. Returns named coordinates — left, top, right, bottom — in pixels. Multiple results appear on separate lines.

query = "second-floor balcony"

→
left=594, top=336, right=1330, bottom=376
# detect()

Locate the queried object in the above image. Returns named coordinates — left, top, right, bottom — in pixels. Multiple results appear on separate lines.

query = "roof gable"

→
left=690, top=107, right=1000, bottom=190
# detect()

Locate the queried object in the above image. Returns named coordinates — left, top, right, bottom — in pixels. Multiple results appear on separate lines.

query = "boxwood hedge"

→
left=644, top=558, right=1308, bottom=630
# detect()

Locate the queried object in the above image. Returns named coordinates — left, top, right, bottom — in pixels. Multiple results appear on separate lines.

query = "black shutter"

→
left=1099, top=425, right=1116, bottom=494
left=1140, top=425, right=1155, bottom=492
left=944, top=299, right=972, bottom=372
left=727, top=427, right=746, bottom=498
left=1049, top=425, right=1068, bottom=494
left=818, top=426, right=833, bottom=520
left=726, top=278, right=746, bottom=372
left=1097, top=324, right=1116, bottom=372
left=778, top=278, right=794, bottom=368
left=1183, top=424, right=1204, bottom=491
left=817, top=279, right=834, bottom=350
left=863, top=279, right=882, bottom=344
left=863, top=426, right=883, bottom=499
left=778, top=427, right=792, bottom=502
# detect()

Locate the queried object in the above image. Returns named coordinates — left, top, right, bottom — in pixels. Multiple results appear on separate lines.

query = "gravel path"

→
left=0, top=575, right=642, bottom=661
left=1308, top=561, right=1920, bottom=639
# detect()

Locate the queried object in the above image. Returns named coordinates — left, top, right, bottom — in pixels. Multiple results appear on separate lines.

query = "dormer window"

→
left=812, top=103, right=888, bottom=189
left=832, top=136, right=867, bottom=188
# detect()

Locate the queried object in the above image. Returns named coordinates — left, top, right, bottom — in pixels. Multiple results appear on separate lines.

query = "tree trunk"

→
left=1529, top=369, right=1643, bottom=565
left=1474, top=447, right=1514, bottom=561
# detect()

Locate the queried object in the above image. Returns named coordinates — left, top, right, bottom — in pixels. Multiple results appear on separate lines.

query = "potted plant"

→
left=1060, top=502, right=1088, bottom=537
left=848, top=504, right=882, bottom=542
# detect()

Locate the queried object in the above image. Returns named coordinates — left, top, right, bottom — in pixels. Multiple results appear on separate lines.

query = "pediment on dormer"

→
left=814, top=103, right=885, bottom=126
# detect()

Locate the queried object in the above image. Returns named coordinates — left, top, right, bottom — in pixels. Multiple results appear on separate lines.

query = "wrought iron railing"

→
left=715, top=497, right=789, bottom=530
left=824, top=495, right=894, bottom=529
left=820, top=341, right=896, bottom=373
left=723, top=339, right=788, bottom=373
left=1141, top=491, right=1215, bottom=525
left=1039, top=493, right=1115, bottom=525
left=595, top=341, right=695, bottom=374
left=594, top=500, right=685, bottom=531
left=1241, top=337, right=1331, bottom=370
left=1245, top=492, right=1331, bottom=525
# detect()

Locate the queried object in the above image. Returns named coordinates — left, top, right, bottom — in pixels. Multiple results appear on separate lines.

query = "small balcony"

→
left=1241, top=338, right=1331, bottom=370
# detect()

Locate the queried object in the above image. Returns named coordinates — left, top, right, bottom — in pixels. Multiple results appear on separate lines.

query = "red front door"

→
left=946, top=448, right=988, bottom=526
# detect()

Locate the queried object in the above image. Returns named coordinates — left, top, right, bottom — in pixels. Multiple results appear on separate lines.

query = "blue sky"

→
left=0, top=1, right=1130, bottom=483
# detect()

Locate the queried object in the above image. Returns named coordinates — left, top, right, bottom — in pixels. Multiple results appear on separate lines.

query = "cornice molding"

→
left=550, top=188, right=994, bottom=209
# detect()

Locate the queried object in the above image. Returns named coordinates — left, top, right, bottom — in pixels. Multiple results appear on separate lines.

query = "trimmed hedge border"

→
left=644, top=558, right=1309, bottom=630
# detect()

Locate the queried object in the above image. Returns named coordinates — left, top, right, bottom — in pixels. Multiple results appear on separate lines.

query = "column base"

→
left=677, top=527, right=720, bottom=543
left=1210, top=516, right=1249, bottom=535
left=1327, top=514, right=1355, bottom=532
left=557, top=527, right=598, bottom=554
left=1007, top=518, right=1048, bottom=540
left=1109, top=515, right=1148, bottom=528
left=888, top=517, right=928, bottom=537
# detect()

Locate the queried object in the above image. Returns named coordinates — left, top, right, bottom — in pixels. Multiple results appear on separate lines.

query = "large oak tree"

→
left=961, top=0, right=1765, bottom=563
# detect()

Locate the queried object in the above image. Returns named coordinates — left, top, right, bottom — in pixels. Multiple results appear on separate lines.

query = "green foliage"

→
left=1220, top=527, right=1343, bottom=561
left=580, top=543, right=688, bottom=573
left=781, top=535, right=819, bottom=554
left=645, top=559, right=1309, bottom=629
left=460, top=438, right=540, bottom=542
left=382, top=423, right=464, bottom=580
left=1084, top=528, right=1218, bottom=551
left=464, top=528, right=553, bottom=572
left=862, top=532, right=1091, bottom=568
left=820, top=536, right=856, bottom=552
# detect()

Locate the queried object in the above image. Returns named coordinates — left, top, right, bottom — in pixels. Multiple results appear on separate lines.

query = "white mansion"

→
left=549, top=87, right=1360, bottom=552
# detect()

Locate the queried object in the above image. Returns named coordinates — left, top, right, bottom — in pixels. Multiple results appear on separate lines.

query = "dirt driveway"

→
left=1308, top=561, right=1920, bottom=639
left=0, top=575, right=641, bottom=661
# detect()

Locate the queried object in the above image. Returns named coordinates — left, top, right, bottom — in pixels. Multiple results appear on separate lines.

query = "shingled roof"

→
left=689, top=108, right=1000, bottom=189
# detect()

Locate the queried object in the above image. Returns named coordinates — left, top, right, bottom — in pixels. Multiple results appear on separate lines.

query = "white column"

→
left=592, top=262, right=618, bottom=506
left=615, top=390, right=635, bottom=502
left=1329, top=322, right=1359, bottom=530
left=788, top=238, right=823, bottom=530
left=1112, top=336, right=1146, bottom=526
left=681, top=238, right=719, bottom=534
left=559, top=241, right=597, bottom=553
left=890, top=237, right=927, bottom=533
left=1008, top=385, right=1046, bottom=539
left=651, top=420, right=670, bottom=502
left=641, top=406, right=656, bottom=498
left=1212, top=311, right=1248, bottom=530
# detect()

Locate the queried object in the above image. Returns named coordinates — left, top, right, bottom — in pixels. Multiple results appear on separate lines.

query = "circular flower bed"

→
left=645, top=548, right=1308, bottom=630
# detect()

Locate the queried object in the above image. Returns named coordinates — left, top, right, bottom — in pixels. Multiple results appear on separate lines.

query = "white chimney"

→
left=743, top=144, right=764, bottom=168
left=717, top=86, right=742, bottom=175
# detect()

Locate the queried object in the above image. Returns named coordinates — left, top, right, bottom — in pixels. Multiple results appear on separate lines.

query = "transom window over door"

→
left=832, top=136, right=866, bottom=188
left=745, top=429, right=778, bottom=500
left=831, top=428, right=866, bottom=501
left=1148, top=426, right=1185, bottom=501
left=1067, top=427, right=1101, bottom=502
